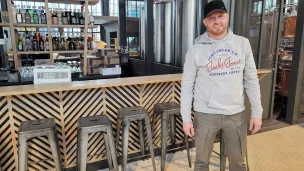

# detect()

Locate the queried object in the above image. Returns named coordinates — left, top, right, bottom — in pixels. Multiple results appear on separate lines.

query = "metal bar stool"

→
left=76, top=115, right=118, bottom=171
left=18, top=118, right=62, bottom=171
left=151, top=102, right=191, bottom=171
left=116, top=106, right=156, bottom=171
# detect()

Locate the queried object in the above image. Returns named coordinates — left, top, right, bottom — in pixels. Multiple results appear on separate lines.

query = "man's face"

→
left=203, top=11, right=229, bottom=36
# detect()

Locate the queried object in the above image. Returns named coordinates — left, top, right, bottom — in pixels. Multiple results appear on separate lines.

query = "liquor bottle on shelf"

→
left=16, top=8, right=23, bottom=24
left=18, top=34, right=23, bottom=51
left=62, top=36, right=68, bottom=50
left=25, top=33, right=31, bottom=51
left=32, top=36, right=38, bottom=51
left=62, top=9, right=68, bottom=25
left=52, top=33, right=58, bottom=51
left=76, top=9, right=80, bottom=25
left=40, top=36, right=44, bottom=51
left=57, top=33, right=62, bottom=50
left=25, top=9, right=31, bottom=24
left=33, top=10, right=39, bottom=24
left=44, top=34, right=49, bottom=51
left=74, top=33, right=80, bottom=50
left=21, top=5, right=26, bottom=23
left=22, top=32, right=26, bottom=51
left=69, top=34, right=75, bottom=50
left=40, top=10, right=46, bottom=24
left=52, top=9, right=58, bottom=25
left=79, top=12, right=85, bottom=25
left=70, top=9, right=76, bottom=25
left=29, top=7, right=35, bottom=24
left=67, top=9, right=72, bottom=25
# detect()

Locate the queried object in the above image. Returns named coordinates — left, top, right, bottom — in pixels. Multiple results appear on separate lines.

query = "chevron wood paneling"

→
left=0, top=96, right=16, bottom=171
left=0, top=80, right=187, bottom=170
left=105, top=85, right=141, bottom=154
left=62, top=88, right=104, bottom=167
left=11, top=92, right=61, bottom=171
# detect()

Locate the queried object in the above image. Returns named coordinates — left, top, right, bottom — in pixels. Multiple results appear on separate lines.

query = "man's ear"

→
left=203, top=19, right=206, bottom=27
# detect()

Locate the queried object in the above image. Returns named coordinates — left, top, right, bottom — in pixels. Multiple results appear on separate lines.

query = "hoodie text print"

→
left=180, top=30, right=263, bottom=122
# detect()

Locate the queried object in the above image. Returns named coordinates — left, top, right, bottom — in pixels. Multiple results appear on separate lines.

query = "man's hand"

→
left=249, top=117, right=262, bottom=134
left=183, top=122, right=194, bottom=137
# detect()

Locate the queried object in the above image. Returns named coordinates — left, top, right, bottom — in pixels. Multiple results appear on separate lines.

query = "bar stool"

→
left=116, top=106, right=156, bottom=171
left=18, top=118, right=62, bottom=171
left=76, top=115, right=118, bottom=171
left=151, top=102, right=191, bottom=171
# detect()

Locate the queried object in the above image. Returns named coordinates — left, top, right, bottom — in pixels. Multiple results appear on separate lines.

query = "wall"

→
left=103, top=21, right=119, bottom=44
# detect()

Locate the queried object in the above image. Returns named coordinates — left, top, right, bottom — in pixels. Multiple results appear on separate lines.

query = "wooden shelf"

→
left=16, top=51, right=50, bottom=55
left=0, top=23, right=10, bottom=27
left=14, top=24, right=48, bottom=27
left=53, top=50, right=98, bottom=54
left=51, top=24, right=97, bottom=28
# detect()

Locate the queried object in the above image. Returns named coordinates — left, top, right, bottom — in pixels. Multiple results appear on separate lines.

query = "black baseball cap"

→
left=204, top=0, right=227, bottom=18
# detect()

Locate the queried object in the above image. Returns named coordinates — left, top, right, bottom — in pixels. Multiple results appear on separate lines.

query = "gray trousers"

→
left=193, top=111, right=247, bottom=171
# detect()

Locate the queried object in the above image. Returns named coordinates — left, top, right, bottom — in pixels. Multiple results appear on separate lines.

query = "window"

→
left=126, top=1, right=144, bottom=18
left=109, top=0, right=118, bottom=16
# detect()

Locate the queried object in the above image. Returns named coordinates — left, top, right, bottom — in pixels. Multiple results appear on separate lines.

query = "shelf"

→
left=51, top=24, right=98, bottom=28
left=0, top=23, right=10, bottom=27
left=14, top=24, right=48, bottom=27
left=54, top=50, right=98, bottom=54
left=17, top=51, right=50, bottom=55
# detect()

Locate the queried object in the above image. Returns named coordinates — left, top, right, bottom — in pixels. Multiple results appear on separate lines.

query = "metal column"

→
left=144, top=0, right=154, bottom=75
left=286, top=0, right=304, bottom=124
left=118, top=0, right=126, bottom=46
left=102, top=0, right=110, bottom=16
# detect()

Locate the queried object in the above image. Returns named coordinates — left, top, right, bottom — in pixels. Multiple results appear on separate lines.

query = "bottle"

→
left=79, top=12, right=85, bottom=25
left=52, top=33, right=58, bottom=51
left=16, top=8, right=23, bottom=23
left=52, top=9, right=58, bottom=25
left=25, top=10, right=31, bottom=24
left=18, top=34, right=23, bottom=51
left=40, top=10, right=46, bottom=24
left=30, top=6, right=35, bottom=24
left=25, top=33, right=31, bottom=51
left=44, top=34, right=49, bottom=51
left=67, top=9, right=71, bottom=25
left=21, top=5, right=26, bottom=23
left=33, top=10, right=39, bottom=24
left=32, top=36, right=38, bottom=51
left=76, top=9, right=80, bottom=24
left=40, top=37, right=44, bottom=51
left=22, top=32, right=26, bottom=51
left=69, top=34, right=75, bottom=50
left=57, top=33, right=62, bottom=50
left=62, top=9, right=68, bottom=25
left=89, top=12, right=94, bottom=25
left=71, top=9, right=76, bottom=25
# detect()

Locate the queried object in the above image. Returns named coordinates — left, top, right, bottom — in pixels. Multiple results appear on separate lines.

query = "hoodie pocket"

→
left=207, top=87, right=243, bottom=109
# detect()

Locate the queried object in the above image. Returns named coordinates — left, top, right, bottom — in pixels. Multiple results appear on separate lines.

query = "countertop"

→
left=0, top=69, right=271, bottom=96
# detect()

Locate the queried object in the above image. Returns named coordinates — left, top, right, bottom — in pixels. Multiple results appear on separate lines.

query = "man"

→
left=181, top=0, right=263, bottom=171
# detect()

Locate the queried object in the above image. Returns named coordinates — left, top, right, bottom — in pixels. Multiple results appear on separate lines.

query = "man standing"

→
left=181, top=0, right=263, bottom=171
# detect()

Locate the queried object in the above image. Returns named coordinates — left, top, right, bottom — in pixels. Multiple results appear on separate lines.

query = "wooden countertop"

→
left=0, top=70, right=271, bottom=96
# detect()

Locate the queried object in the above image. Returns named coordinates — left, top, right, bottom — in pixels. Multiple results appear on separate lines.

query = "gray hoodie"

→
left=181, top=29, right=263, bottom=122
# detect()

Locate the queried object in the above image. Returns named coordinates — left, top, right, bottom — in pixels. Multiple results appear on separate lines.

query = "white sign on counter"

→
left=33, top=68, right=71, bottom=84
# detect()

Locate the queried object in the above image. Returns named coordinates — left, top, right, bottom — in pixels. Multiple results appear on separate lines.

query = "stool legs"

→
left=78, top=132, right=89, bottom=171
left=104, top=133, right=113, bottom=170
left=122, top=120, right=131, bottom=171
left=170, top=116, right=176, bottom=148
left=220, top=129, right=226, bottom=171
left=106, top=126, right=119, bottom=171
left=144, top=117, right=156, bottom=171
left=18, top=135, right=28, bottom=171
left=138, top=120, right=145, bottom=156
left=115, top=119, right=122, bottom=153
left=161, top=114, right=169, bottom=171
left=48, top=130, right=62, bottom=171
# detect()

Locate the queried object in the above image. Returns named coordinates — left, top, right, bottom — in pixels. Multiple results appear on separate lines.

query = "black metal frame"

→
left=118, top=0, right=127, bottom=46
left=286, top=0, right=304, bottom=124
left=144, top=0, right=153, bottom=75
left=101, top=0, right=110, bottom=16
left=256, top=0, right=267, bottom=69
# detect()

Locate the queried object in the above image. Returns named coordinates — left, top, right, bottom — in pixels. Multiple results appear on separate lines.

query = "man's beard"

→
left=208, top=25, right=228, bottom=36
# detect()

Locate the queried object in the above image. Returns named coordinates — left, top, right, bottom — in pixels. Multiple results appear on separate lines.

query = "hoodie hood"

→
left=195, top=28, right=234, bottom=44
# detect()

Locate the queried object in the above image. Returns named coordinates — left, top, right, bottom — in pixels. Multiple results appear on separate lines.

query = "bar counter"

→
left=0, top=69, right=271, bottom=170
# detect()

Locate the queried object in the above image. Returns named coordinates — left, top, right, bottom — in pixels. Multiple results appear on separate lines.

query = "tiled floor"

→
left=100, top=123, right=304, bottom=171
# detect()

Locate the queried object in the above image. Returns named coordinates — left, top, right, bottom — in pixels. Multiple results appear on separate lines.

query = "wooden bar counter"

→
left=0, top=70, right=271, bottom=170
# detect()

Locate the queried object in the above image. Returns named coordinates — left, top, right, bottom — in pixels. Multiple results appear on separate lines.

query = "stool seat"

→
left=118, top=106, right=149, bottom=119
left=77, top=115, right=118, bottom=171
left=79, top=115, right=111, bottom=128
left=154, top=102, right=180, bottom=115
left=19, top=118, right=55, bottom=133
left=18, top=118, right=62, bottom=171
